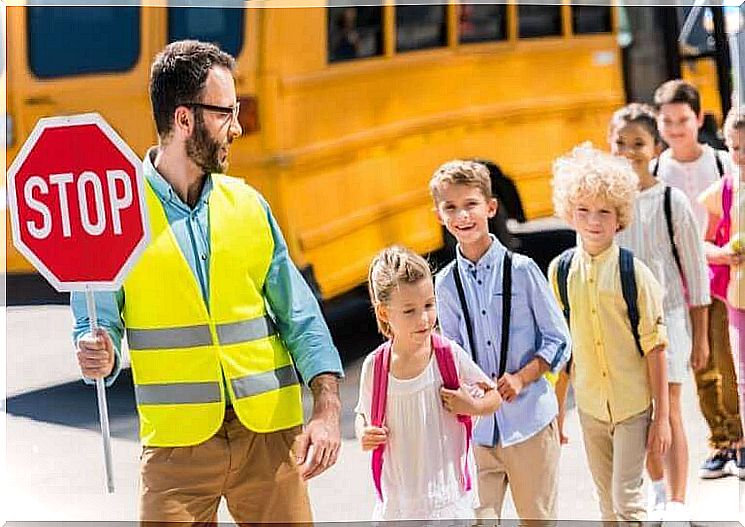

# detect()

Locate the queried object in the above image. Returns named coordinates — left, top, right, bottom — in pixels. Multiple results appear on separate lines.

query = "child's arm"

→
left=519, top=259, right=572, bottom=379
left=689, top=306, right=709, bottom=371
left=441, top=383, right=502, bottom=416
left=703, top=212, right=745, bottom=266
left=646, top=345, right=671, bottom=455
left=497, top=357, right=550, bottom=402
left=355, top=413, right=388, bottom=451
left=671, top=192, right=711, bottom=371
left=555, top=369, right=570, bottom=445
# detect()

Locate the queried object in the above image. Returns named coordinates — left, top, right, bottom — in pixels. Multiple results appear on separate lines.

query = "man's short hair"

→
left=653, top=79, right=701, bottom=116
left=149, top=40, right=235, bottom=138
left=429, top=160, right=493, bottom=205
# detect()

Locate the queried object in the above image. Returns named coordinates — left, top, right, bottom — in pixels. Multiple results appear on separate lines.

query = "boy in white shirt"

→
left=652, top=79, right=741, bottom=513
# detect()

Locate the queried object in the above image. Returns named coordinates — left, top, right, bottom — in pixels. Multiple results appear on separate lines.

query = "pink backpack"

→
left=709, top=175, right=734, bottom=300
left=369, top=332, right=473, bottom=502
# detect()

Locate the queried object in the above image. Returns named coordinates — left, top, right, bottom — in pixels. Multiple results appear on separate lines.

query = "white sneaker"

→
left=647, top=482, right=666, bottom=520
left=647, top=502, right=666, bottom=522
left=663, top=501, right=689, bottom=525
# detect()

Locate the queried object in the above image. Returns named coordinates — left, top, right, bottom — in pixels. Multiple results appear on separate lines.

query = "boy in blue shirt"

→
left=430, top=160, right=571, bottom=521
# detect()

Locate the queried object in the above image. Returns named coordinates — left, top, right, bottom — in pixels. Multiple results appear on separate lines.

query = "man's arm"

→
left=70, top=289, right=125, bottom=386
left=259, top=197, right=343, bottom=479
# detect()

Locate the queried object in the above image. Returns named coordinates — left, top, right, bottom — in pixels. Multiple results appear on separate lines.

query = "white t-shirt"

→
left=655, top=144, right=731, bottom=235
left=355, top=336, right=493, bottom=521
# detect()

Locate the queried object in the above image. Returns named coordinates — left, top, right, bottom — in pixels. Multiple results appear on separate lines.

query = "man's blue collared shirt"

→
left=71, top=149, right=343, bottom=387
left=435, top=236, right=571, bottom=447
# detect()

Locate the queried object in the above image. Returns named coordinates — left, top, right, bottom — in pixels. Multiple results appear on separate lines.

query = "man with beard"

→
left=70, top=40, right=343, bottom=524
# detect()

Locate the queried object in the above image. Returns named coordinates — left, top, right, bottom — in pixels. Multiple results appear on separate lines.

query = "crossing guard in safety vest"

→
left=72, top=40, right=344, bottom=525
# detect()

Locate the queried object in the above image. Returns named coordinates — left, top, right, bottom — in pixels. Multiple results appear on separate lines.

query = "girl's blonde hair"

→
left=552, top=143, right=639, bottom=230
left=367, top=246, right=432, bottom=338
left=724, top=106, right=745, bottom=134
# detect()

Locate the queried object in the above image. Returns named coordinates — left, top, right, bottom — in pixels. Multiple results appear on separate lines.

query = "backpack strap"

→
left=556, top=248, right=575, bottom=325
left=432, top=333, right=473, bottom=493
left=715, top=150, right=725, bottom=178
left=370, top=341, right=391, bottom=502
left=452, top=262, right=477, bottom=362
left=555, top=248, right=575, bottom=374
left=652, top=158, right=659, bottom=178
left=722, top=174, right=734, bottom=219
left=499, top=251, right=512, bottom=378
left=663, top=186, right=684, bottom=279
left=619, top=248, right=644, bottom=358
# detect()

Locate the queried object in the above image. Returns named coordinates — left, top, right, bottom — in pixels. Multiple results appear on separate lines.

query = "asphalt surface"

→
left=3, top=301, right=744, bottom=524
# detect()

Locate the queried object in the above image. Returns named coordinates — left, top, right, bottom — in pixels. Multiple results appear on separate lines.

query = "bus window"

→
left=27, top=7, right=140, bottom=79
left=396, top=5, right=447, bottom=52
left=168, top=6, right=245, bottom=58
left=327, top=7, right=384, bottom=63
left=572, top=5, right=612, bottom=34
left=458, top=4, right=508, bottom=44
left=518, top=5, right=562, bottom=38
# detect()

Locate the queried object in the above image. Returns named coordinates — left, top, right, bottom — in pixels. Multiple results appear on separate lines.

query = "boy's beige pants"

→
left=474, top=419, right=561, bottom=521
left=578, top=407, right=651, bottom=521
left=138, top=408, right=312, bottom=525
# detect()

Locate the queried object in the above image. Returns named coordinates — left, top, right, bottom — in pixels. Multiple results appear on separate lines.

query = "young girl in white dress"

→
left=356, top=245, right=502, bottom=521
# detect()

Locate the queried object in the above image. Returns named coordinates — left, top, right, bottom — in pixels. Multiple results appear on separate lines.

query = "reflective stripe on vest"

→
left=126, top=315, right=276, bottom=349
left=123, top=174, right=304, bottom=447
left=231, top=364, right=299, bottom=399
left=136, top=381, right=222, bottom=405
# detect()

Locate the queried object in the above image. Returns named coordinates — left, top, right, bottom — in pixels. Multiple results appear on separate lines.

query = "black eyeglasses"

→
left=182, top=102, right=241, bottom=121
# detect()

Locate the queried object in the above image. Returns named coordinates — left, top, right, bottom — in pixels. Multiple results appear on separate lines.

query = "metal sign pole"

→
left=85, top=285, right=115, bottom=493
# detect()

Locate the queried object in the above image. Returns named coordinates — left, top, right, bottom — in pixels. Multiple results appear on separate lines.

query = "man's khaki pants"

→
left=695, top=298, right=742, bottom=448
left=474, top=419, right=560, bottom=521
left=139, top=408, right=312, bottom=525
left=578, top=408, right=650, bottom=522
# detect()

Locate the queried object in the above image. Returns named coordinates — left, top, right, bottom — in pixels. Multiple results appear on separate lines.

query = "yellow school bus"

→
left=4, top=3, right=722, bottom=300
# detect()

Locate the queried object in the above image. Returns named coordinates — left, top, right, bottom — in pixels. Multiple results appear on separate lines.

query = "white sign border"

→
left=7, top=113, right=150, bottom=292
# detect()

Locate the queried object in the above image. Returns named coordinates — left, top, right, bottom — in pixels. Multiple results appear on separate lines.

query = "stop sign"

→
left=7, top=113, right=149, bottom=292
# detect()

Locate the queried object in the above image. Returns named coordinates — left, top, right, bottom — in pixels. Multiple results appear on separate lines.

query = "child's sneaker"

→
left=647, top=481, right=666, bottom=521
left=663, top=501, right=689, bottom=523
left=699, top=448, right=736, bottom=479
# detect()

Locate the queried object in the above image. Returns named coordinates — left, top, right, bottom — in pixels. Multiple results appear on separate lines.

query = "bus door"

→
left=9, top=6, right=155, bottom=157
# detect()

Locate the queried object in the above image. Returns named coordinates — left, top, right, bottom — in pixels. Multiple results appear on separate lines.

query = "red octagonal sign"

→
left=8, top=113, right=149, bottom=291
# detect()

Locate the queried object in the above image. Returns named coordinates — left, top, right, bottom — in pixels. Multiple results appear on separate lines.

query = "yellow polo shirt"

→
left=548, top=243, right=667, bottom=424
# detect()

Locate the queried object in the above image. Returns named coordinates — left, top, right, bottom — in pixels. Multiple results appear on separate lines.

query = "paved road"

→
left=3, top=304, right=744, bottom=524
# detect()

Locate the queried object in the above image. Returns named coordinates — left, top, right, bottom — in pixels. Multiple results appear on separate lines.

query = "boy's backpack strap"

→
left=663, top=186, right=684, bottom=279
left=370, top=341, right=391, bottom=502
left=431, top=333, right=473, bottom=493
left=556, top=248, right=575, bottom=325
left=715, top=150, right=725, bottom=178
left=619, top=248, right=644, bottom=358
left=652, top=158, right=659, bottom=178
left=499, top=251, right=512, bottom=378
left=452, top=262, right=477, bottom=362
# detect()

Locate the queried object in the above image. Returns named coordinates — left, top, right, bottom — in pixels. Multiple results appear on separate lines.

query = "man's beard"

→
left=186, top=112, right=228, bottom=174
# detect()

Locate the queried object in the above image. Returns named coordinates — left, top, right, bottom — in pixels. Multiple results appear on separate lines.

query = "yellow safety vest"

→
left=123, top=174, right=303, bottom=447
